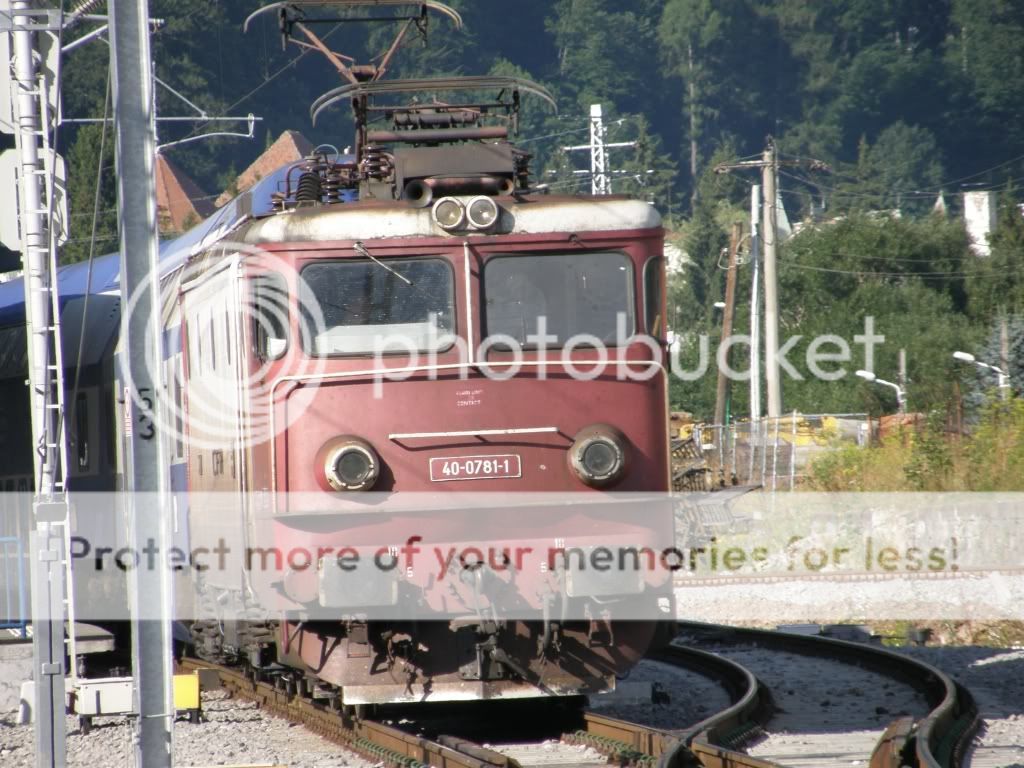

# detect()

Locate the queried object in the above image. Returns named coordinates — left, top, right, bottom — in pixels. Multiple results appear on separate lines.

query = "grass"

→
left=805, top=399, right=1024, bottom=492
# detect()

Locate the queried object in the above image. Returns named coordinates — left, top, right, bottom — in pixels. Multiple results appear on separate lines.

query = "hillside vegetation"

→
left=55, top=1, right=1024, bottom=418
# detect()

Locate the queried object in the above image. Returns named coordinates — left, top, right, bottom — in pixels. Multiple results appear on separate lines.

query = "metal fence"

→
left=680, top=413, right=869, bottom=492
left=0, top=536, right=28, bottom=637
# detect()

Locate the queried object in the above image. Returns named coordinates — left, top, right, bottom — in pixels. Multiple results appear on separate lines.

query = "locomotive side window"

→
left=643, top=257, right=665, bottom=337
left=253, top=274, right=289, bottom=360
left=484, top=252, right=634, bottom=346
left=298, top=258, right=455, bottom=355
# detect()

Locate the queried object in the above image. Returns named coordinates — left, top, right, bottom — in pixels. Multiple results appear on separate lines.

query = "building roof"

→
left=155, top=154, right=216, bottom=235
left=215, top=130, right=315, bottom=208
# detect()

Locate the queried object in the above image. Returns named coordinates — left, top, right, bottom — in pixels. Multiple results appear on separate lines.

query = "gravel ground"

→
left=0, top=690, right=372, bottom=768
left=488, top=740, right=609, bottom=768
left=587, top=658, right=732, bottom=730
left=3, top=646, right=1021, bottom=767
left=683, top=642, right=929, bottom=768
left=894, top=645, right=1024, bottom=768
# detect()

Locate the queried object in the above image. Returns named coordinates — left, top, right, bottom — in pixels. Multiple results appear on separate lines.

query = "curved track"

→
left=179, top=622, right=977, bottom=768
left=671, top=623, right=977, bottom=768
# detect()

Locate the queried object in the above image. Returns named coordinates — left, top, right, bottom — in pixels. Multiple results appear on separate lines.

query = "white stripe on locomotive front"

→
left=240, top=197, right=661, bottom=243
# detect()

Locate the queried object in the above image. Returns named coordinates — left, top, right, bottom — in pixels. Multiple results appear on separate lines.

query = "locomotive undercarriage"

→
left=273, top=616, right=658, bottom=704
left=188, top=578, right=664, bottom=704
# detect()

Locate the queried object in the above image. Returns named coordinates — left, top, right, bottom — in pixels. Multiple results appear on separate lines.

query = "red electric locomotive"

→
left=172, top=2, right=674, bottom=705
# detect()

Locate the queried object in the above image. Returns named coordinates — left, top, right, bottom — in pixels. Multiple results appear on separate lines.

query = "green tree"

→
left=966, top=192, right=1024, bottom=319
left=546, top=0, right=660, bottom=115
left=658, top=0, right=749, bottom=208
left=946, top=0, right=1024, bottom=157
left=838, top=122, right=945, bottom=214
left=775, top=215, right=979, bottom=414
left=612, top=114, right=678, bottom=214
left=62, top=123, right=117, bottom=265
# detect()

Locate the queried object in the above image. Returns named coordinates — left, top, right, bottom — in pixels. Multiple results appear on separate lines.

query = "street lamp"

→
left=952, top=351, right=1011, bottom=400
left=855, top=369, right=906, bottom=414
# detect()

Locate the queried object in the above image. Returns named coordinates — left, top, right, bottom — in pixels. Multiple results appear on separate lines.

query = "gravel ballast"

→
left=0, top=690, right=371, bottom=768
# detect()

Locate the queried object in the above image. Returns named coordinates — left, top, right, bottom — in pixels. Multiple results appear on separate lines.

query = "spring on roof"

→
left=361, top=145, right=392, bottom=181
left=295, top=170, right=322, bottom=204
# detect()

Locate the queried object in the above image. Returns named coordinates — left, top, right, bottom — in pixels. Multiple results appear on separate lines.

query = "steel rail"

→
left=179, top=658, right=518, bottom=768
left=674, top=622, right=980, bottom=768
left=565, top=644, right=778, bottom=768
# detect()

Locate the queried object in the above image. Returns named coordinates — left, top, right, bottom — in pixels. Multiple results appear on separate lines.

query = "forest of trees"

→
left=54, top=0, right=1024, bottom=419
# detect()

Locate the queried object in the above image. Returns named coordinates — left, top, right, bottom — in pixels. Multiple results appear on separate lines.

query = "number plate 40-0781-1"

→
left=429, top=454, right=522, bottom=482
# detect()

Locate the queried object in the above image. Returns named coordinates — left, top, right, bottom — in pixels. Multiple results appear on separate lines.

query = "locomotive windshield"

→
left=483, top=252, right=634, bottom=346
left=299, top=258, right=455, bottom=355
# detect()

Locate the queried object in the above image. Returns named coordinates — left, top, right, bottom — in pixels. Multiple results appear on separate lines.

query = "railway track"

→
left=671, top=626, right=974, bottom=768
left=566, top=623, right=978, bottom=768
left=180, top=622, right=978, bottom=768
left=178, top=658, right=518, bottom=768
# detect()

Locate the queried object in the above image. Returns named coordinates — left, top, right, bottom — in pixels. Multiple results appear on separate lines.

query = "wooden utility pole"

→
left=714, top=223, right=742, bottom=427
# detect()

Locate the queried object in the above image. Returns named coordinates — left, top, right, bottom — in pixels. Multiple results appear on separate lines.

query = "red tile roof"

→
left=154, top=154, right=216, bottom=235
left=216, top=130, right=315, bottom=207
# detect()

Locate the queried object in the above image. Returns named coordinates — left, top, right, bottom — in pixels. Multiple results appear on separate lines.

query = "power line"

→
left=170, top=21, right=345, bottom=145
left=781, top=262, right=1023, bottom=278
left=779, top=153, right=1024, bottom=199
left=517, top=125, right=588, bottom=144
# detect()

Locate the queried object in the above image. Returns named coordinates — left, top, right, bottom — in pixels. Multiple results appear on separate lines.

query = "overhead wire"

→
left=781, top=262, right=1022, bottom=278
left=778, top=153, right=1024, bottom=199
left=65, top=63, right=111, bottom=458
left=168, top=20, right=347, bottom=147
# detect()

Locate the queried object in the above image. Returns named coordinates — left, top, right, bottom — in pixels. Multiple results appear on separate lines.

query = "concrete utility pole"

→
left=761, top=138, right=782, bottom=418
left=898, top=349, right=908, bottom=409
left=714, top=223, right=742, bottom=427
left=109, top=2, right=174, bottom=766
left=714, top=138, right=828, bottom=418
left=749, top=184, right=761, bottom=423
left=4, top=2, right=69, bottom=765
left=1001, top=315, right=1011, bottom=401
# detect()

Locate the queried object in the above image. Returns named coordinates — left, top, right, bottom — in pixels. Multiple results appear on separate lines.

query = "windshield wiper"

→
left=354, top=241, right=413, bottom=286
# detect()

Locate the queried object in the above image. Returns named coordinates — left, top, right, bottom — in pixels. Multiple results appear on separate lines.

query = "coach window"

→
left=224, top=308, right=232, bottom=367
left=254, top=274, right=289, bottom=360
left=75, top=392, right=89, bottom=469
left=643, top=257, right=664, bottom=338
left=298, top=258, right=455, bottom=356
left=209, top=314, right=217, bottom=372
left=484, top=251, right=634, bottom=347
left=173, top=372, right=184, bottom=459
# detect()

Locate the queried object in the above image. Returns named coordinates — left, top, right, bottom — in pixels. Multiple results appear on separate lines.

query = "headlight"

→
left=466, top=196, right=499, bottom=230
left=431, top=197, right=466, bottom=230
left=320, top=437, right=380, bottom=492
left=569, top=425, right=627, bottom=487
